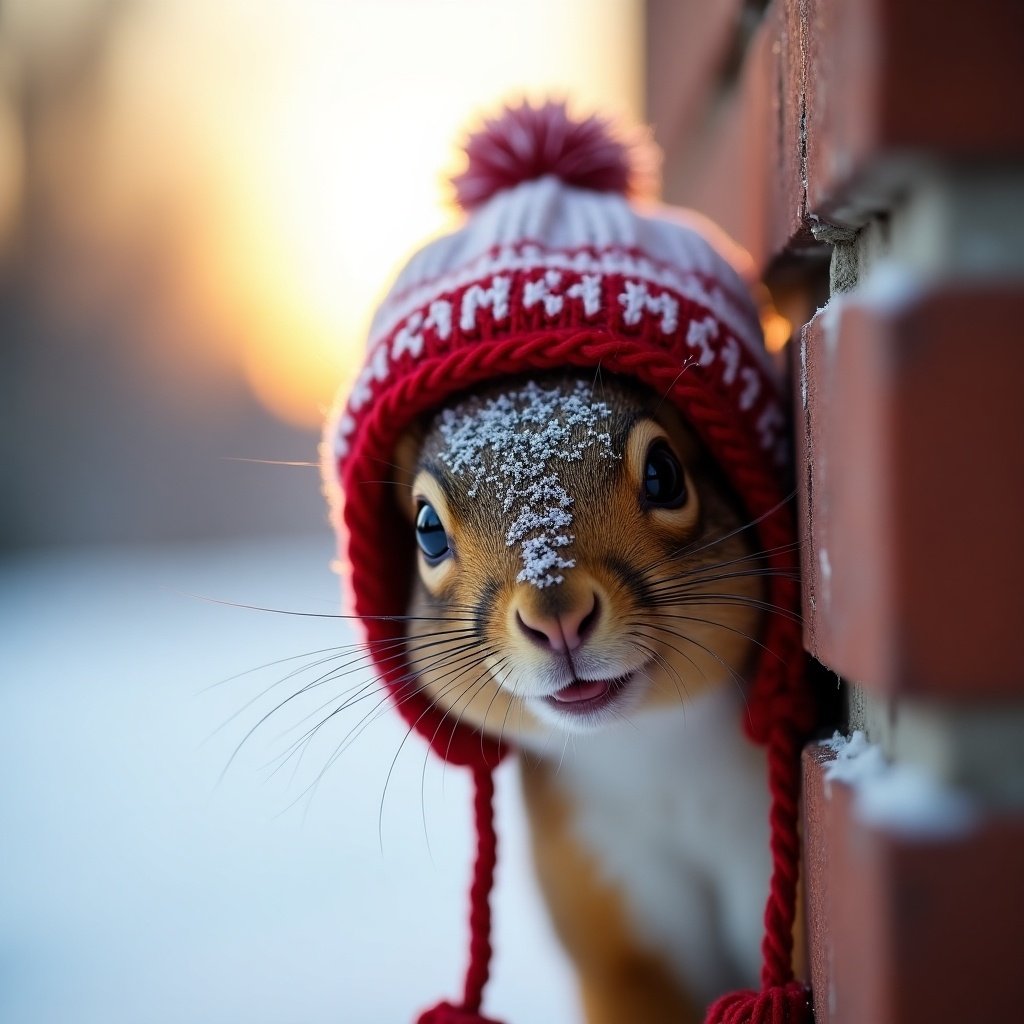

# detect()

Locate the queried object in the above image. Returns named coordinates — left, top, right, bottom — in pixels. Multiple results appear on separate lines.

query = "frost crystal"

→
left=437, top=380, right=617, bottom=587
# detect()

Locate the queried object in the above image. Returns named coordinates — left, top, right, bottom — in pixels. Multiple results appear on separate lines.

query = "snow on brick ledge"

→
left=819, top=731, right=978, bottom=839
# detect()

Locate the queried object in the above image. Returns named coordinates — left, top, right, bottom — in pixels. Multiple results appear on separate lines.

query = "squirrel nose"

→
left=516, top=591, right=600, bottom=653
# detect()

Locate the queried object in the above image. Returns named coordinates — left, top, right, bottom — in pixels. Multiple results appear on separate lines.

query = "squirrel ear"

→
left=393, top=427, right=425, bottom=523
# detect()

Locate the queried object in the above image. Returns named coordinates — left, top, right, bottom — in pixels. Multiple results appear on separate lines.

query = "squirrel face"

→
left=394, top=374, right=765, bottom=743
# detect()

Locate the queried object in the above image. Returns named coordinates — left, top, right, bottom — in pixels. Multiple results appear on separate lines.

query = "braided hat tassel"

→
left=417, top=766, right=506, bottom=1024
left=704, top=725, right=813, bottom=1024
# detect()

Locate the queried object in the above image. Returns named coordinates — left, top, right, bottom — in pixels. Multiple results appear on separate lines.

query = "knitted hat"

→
left=323, top=101, right=816, bottom=1024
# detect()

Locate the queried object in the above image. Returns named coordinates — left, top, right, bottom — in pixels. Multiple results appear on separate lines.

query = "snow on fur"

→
left=437, top=379, right=617, bottom=588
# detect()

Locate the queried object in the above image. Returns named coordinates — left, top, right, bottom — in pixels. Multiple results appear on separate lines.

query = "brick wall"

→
left=647, top=1, right=1024, bottom=1019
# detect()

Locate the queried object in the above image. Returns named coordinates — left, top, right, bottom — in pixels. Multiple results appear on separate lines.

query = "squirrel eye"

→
left=643, top=441, right=688, bottom=509
left=415, top=502, right=450, bottom=561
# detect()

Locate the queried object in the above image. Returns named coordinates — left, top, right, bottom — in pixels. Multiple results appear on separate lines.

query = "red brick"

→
left=673, top=50, right=765, bottom=265
left=798, top=285, right=1024, bottom=696
left=803, top=744, right=1024, bottom=1024
left=766, top=0, right=812, bottom=264
left=801, top=744, right=833, bottom=1014
left=645, top=0, right=746, bottom=159
left=805, top=0, right=1024, bottom=223
left=655, top=1, right=820, bottom=273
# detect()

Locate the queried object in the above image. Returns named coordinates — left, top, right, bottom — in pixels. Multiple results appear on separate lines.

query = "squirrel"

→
left=393, top=373, right=776, bottom=1022
left=323, top=101, right=814, bottom=1024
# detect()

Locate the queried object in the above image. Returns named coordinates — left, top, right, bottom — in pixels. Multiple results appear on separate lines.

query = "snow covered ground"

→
left=0, top=535, right=578, bottom=1024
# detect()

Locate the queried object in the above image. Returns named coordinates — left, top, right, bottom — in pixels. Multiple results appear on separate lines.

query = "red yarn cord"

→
left=702, top=726, right=811, bottom=1024
left=462, top=764, right=499, bottom=1013
left=760, top=725, right=803, bottom=990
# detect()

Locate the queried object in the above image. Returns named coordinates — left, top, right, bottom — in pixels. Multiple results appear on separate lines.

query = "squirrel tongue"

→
left=551, top=679, right=610, bottom=703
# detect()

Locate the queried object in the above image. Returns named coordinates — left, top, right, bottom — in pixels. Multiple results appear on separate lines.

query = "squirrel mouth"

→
left=544, top=673, right=633, bottom=713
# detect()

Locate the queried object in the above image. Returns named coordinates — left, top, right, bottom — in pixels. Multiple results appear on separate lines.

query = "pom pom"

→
left=416, top=1000, right=505, bottom=1024
left=451, top=99, right=658, bottom=211
left=704, top=981, right=812, bottom=1024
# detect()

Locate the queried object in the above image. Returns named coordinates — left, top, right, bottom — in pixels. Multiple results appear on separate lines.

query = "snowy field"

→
left=0, top=535, right=578, bottom=1024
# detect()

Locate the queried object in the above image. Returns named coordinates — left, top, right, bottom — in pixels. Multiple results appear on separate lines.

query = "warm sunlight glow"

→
left=101, top=0, right=643, bottom=429
left=761, top=309, right=793, bottom=354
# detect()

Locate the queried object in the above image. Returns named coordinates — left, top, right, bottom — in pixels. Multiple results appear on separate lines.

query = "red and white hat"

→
left=323, top=101, right=816, bottom=1024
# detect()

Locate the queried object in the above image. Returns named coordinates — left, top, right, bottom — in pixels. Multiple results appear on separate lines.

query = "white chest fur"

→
left=539, top=687, right=770, bottom=1006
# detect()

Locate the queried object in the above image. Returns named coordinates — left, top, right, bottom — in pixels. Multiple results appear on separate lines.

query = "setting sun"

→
left=90, top=0, right=643, bottom=428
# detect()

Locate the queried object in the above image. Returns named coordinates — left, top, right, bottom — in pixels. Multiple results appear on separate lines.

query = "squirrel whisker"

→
left=219, top=631, right=479, bottom=780
left=382, top=667, right=493, bottom=851
left=645, top=537, right=802, bottom=579
left=627, top=623, right=710, bottom=688
left=643, top=499, right=799, bottom=575
left=199, top=642, right=376, bottom=695
left=631, top=637, right=692, bottom=710
left=631, top=621, right=752, bottom=716
left=646, top=610, right=782, bottom=663
left=262, top=634, right=492, bottom=802
left=649, top=592, right=805, bottom=625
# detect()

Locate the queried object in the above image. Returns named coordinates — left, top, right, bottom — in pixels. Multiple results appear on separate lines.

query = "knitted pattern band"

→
left=322, top=100, right=816, bottom=1024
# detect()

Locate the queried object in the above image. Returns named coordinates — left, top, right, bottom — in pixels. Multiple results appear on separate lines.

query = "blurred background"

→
left=0, top=1, right=645, bottom=1021
left=0, top=0, right=643, bottom=548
